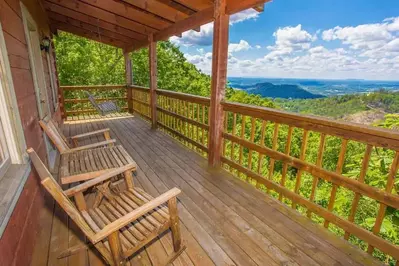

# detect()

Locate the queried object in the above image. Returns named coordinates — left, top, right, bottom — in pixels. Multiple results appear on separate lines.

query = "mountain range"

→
left=232, top=82, right=325, bottom=99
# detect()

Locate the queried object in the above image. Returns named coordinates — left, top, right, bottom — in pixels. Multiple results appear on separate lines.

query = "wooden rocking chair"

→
left=28, top=148, right=183, bottom=265
left=39, top=117, right=115, bottom=151
left=86, top=91, right=120, bottom=116
left=39, top=117, right=137, bottom=185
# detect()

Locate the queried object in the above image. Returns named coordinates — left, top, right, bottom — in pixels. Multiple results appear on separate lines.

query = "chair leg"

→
left=168, top=197, right=181, bottom=252
left=109, top=232, right=126, bottom=266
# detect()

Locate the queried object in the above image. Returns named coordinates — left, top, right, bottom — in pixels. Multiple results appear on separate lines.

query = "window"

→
left=0, top=22, right=26, bottom=168
left=0, top=86, right=11, bottom=178
left=0, top=19, right=29, bottom=237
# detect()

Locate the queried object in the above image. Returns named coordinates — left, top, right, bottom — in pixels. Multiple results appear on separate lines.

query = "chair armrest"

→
left=91, top=188, right=181, bottom=243
left=64, top=163, right=136, bottom=197
left=63, top=139, right=116, bottom=154
left=70, top=128, right=110, bottom=140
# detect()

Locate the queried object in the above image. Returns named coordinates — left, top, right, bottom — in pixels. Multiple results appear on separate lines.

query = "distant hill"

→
left=233, top=82, right=324, bottom=99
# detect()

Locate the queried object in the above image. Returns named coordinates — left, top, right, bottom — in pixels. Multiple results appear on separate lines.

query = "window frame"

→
left=0, top=23, right=26, bottom=167
left=0, top=14, right=31, bottom=238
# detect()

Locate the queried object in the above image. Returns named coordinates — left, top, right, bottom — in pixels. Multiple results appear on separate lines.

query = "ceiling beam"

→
left=155, top=0, right=196, bottom=16
left=48, top=13, right=137, bottom=44
left=52, top=22, right=128, bottom=48
left=79, top=0, right=170, bottom=29
left=45, top=0, right=157, bottom=35
left=154, top=7, right=213, bottom=42
left=125, top=0, right=270, bottom=52
left=119, top=0, right=189, bottom=22
left=173, top=0, right=213, bottom=11
left=253, top=4, right=264, bottom=12
left=44, top=2, right=146, bottom=40
left=226, top=0, right=271, bottom=15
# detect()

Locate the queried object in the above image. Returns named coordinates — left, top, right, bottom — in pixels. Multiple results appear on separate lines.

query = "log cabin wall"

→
left=0, top=0, right=60, bottom=265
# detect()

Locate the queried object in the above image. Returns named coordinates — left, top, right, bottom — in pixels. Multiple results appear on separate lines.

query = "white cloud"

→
left=229, top=40, right=252, bottom=53
left=265, top=24, right=317, bottom=59
left=170, top=23, right=214, bottom=46
left=169, top=8, right=259, bottom=47
left=322, top=18, right=399, bottom=50
left=230, top=9, right=259, bottom=24
left=183, top=16, right=399, bottom=80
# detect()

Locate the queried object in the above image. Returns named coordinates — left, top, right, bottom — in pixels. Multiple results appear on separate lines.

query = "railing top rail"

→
left=156, top=89, right=211, bottom=106
left=222, top=100, right=399, bottom=150
left=61, top=85, right=126, bottom=91
left=128, top=85, right=150, bottom=90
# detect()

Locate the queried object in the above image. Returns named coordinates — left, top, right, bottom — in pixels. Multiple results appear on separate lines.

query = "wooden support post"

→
left=59, top=82, right=66, bottom=120
left=51, top=41, right=65, bottom=120
left=208, top=0, right=230, bottom=167
left=149, top=34, right=158, bottom=129
left=124, top=51, right=133, bottom=114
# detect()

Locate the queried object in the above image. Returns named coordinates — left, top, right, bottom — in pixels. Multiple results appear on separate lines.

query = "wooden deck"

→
left=31, top=113, right=382, bottom=266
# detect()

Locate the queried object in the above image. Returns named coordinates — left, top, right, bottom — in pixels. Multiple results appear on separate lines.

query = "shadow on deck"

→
left=31, top=114, right=382, bottom=266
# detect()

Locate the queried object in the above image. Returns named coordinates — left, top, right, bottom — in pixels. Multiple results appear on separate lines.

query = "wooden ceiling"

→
left=44, top=0, right=269, bottom=52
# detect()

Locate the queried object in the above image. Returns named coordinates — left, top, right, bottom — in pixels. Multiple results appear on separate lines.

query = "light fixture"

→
left=40, top=36, right=51, bottom=52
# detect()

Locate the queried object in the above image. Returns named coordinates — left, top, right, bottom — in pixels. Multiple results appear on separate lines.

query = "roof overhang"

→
left=45, top=0, right=271, bottom=51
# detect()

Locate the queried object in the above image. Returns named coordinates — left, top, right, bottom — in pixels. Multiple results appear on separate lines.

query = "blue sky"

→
left=170, top=0, right=399, bottom=80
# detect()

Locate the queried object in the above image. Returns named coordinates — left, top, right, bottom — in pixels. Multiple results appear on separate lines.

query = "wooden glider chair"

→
left=86, top=91, right=120, bottom=116
left=39, top=117, right=136, bottom=185
left=28, top=148, right=183, bottom=266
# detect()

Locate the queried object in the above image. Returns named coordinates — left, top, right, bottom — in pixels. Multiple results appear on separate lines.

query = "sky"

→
left=170, top=0, right=399, bottom=81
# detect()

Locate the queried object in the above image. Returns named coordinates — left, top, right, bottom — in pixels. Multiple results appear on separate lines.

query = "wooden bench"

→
left=28, top=148, right=183, bottom=266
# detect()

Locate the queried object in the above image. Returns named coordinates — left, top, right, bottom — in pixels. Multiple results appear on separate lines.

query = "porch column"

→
left=208, top=0, right=230, bottom=167
left=149, top=34, right=158, bottom=129
left=124, top=50, right=133, bottom=114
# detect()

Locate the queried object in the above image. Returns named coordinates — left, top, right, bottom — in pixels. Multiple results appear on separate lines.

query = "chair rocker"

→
left=28, top=148, right=183, bottom=266
left=86, top=91, right=120, bottom=116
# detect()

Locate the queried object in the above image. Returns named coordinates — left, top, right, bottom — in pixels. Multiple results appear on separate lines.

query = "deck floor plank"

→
left=31, top=114, right=382, bottom=266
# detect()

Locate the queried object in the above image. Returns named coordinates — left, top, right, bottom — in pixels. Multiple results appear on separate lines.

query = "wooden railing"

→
left=221, top=101, right=399, bottom=264
left=61, top=85, right=399, bottom=263
left=129, top=85, right=151, bottom=121
left=156, top=89, right=210, bottom=157
left=61, top=85, right=127, bottom=117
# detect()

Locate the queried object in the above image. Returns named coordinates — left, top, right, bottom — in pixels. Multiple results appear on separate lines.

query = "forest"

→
left=55, top=32, right=399, bottom=265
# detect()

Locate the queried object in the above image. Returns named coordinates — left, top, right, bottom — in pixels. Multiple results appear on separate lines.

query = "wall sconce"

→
left=40, top=36, right=51, bottom=52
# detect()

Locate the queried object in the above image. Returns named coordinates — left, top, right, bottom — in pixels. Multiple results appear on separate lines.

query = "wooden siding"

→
left=0, top=0, right=60, bottom=265
left=31, top=114, right=382, bottom=266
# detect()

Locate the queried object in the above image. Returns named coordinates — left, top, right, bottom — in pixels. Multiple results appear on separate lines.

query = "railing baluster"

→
left=292, top=129, right=309, bottom=209
left=239, top=115, right=246, bottom=166
left=248, top=117, right=256, bottom=171
left=344, top=144, right=372, bottom=239
left=324, top=138, right=348, bottom=228
left=279, top=126, right=294, bottom=201
left=257, top=120, right=267, bottom=175
left=267, top=123, right=280, bottom=192
left=202, top=105, right=206, bottom=146
left=367, top=151, right=399, bottom=254
left=307, top=133, right=326, bottom=216
left=230, top=113, right=237, bottom=168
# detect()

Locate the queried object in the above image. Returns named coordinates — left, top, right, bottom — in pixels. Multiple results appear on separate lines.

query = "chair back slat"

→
left=27, top=148, right=96, bottom=241
left=39, top=118, right=70, bottom=153
left=85, top=91, right=103, bottom=115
